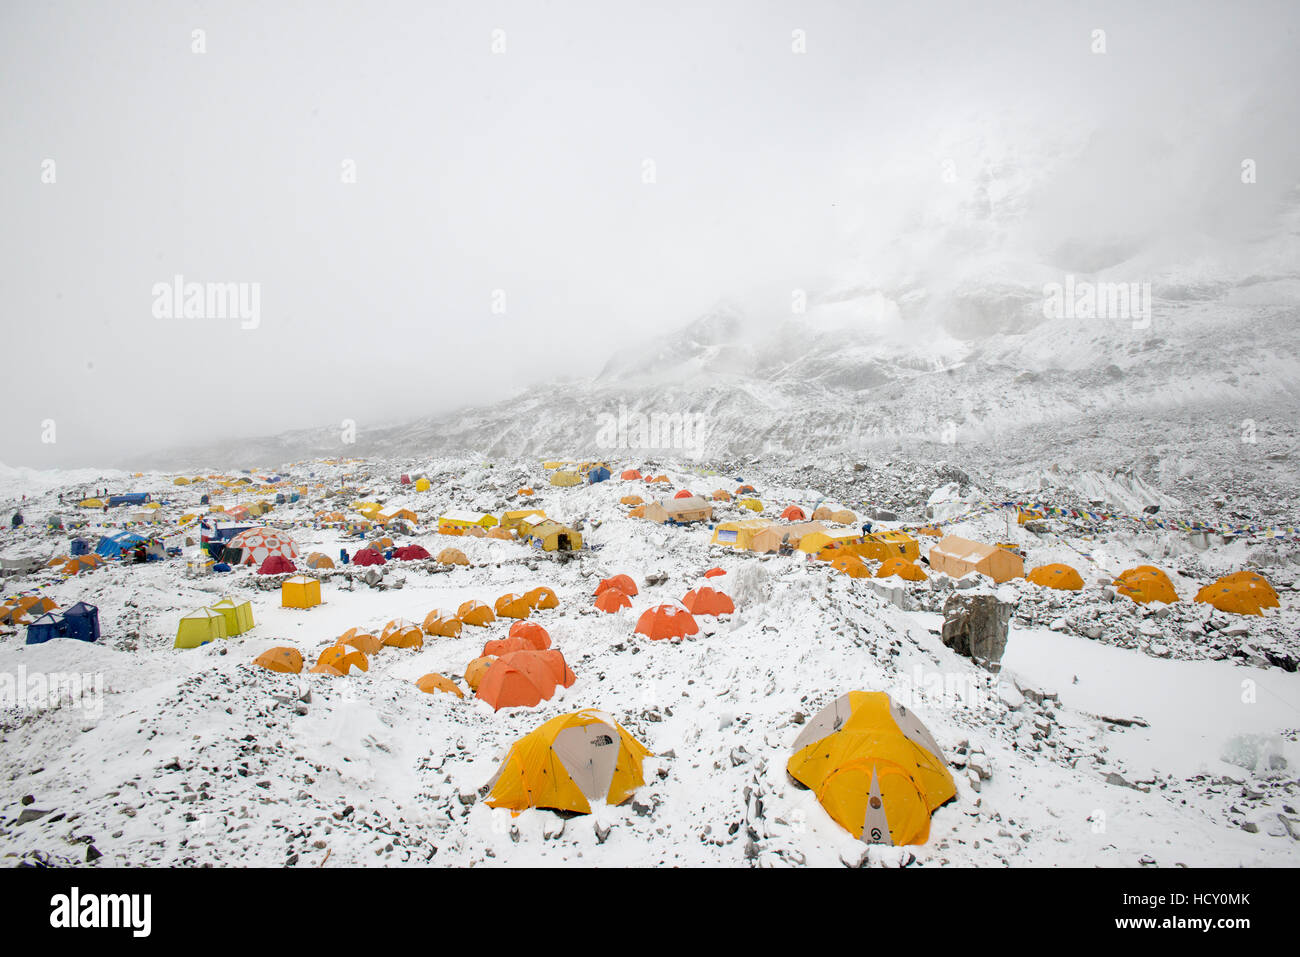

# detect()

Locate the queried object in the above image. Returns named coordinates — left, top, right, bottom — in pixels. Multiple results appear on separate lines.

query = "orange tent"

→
left=620, top=495, right=644, bottom=506
left=1026, top=563, right=1084, bottom=591
left=524, top=586, right=558, bottom=610
left=465, top=655, right=497, bottom=691
left=337, top=629, right=382, bottom=654
left=254, top=647, right=303, bottom=674
left=63, top=554, right=106, bottom=575
left=518, top=487, right=534, bottom=497
left=483, top=636, right=535, bottom=657
left=595, top=574, right=638, bottom=598
left=595, top=589, right=632, bottom=613
left=458, top=600, right=496, bottom=626
left=494, top=593, right=532, bottom=620
left=422, top=610, right=463, bottom=637
left=317, top=645, right=369, bottom=675
left=621, top=469, right=642, bottom=480
left=682, top=586, right=735, bottom=616
left=876, top=558, right=928, bottom=582
left=309, top=662, right=345, bottom=676
left=1114, top=566, right=1179, bottom=604
left=830, top=555, right=872, bottom=579
left=628, top=505, right=647, bottom=519
left=712, top=489, right=732, bottom=501
left=703, top=567, right=726, bottom=578
left=382, top=621, right=424, bottom=649
left=488, top=527, right=514, bottom=540
left=508, top=620, right=551, bottom=650
left=781, top=505, right=807, bottom=521
left=416, top=673, right=464, bottom=699
left=635, top=604, right=699, bottom=641
left=476, top=650, right=576, bottom=711
left=1195, top=571, right=1280, bottom=616
left=437, top=547, right=469, bottom=565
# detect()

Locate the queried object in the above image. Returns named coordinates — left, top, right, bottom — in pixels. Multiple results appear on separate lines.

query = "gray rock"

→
left=941, top=594, right=1014, bottom=669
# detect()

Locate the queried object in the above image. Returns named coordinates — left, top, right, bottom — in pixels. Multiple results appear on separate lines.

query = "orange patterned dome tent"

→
left=226, top=527, right=299, bottom=566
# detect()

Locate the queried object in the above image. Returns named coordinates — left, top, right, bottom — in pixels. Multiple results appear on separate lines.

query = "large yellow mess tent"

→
left=485, top=709, right=652, bottom=814
left=788, top=691, right=955, bottom=846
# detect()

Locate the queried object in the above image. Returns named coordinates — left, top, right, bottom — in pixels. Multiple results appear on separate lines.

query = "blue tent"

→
left=587, top=467, right=611, bottom=484
left=26, top=613, right=67, bottom=645
left=107, top=493, right=151, bottom=506
left=70, top=537, right=90, bottom=557
left=96, top=532, right=147, bottom=559
left=212, top=562, right=232, bottom=573
left=62, top=602, right=100, bottom=642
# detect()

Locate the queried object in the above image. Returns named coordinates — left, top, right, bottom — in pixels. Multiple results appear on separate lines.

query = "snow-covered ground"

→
left=0, top=458, right=1297, bottom=867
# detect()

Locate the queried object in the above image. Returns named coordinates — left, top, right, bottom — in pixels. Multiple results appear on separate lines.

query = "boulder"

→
left=941, top=593, right=1014, bottom=670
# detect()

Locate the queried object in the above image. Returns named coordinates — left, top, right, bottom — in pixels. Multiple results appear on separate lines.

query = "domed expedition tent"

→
left=476, top=650, right=576, bottom=710
left=788, top=691, right=956, bottom=846
left=485, top=709, right=652, bottom=814
left=1026, top=563, right=1084, bottom=591
left=1194, top=571, right=1280, bottom=616
left=1114, top=566, right=1179, bottom=604
left=226, top=528, right=299, bottom=566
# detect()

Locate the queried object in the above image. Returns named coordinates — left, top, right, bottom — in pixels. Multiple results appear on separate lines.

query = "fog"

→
left=2, top=0, right=1297, bottom=468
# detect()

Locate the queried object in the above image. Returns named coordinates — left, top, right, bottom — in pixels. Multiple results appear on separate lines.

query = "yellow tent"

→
left=416, top=673, right=464, bottom=698
left=549, top=470, right=582, bottom=487
left=79, top=498, right=105, bottom=508
left=738, top=498, right=763, bottom=512
left=857, top=531, right=919, bottom=564
left=876, top=558, right=927, bottom=581
left=174, top=608, right=228, bottom=649
left=710, top=519, right=773, bottom=550
left=173, top=476, right=191, bottom=486
left=282, top=575, right=322, bottom=609
left=1026, top=564, right=1084, bottom=591
left=1194, top=571, right=1279, bottom=616
left=209, top=597, right=255, bottom=635
left=1114, top=566, right=1179, bottom=604
left=486, top=709, right=652, bottom=814
left=414, top=477, right=432, bottom=492
left=788, top=691, right=955, bottom=846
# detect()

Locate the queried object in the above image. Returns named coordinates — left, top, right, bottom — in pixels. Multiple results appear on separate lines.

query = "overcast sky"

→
left=2, top=0, right=1297, bottom=468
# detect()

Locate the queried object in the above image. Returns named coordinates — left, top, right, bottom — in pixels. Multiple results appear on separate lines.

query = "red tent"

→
left=352, top=547, right=387, bottom=566
left=393, top=545, right=431, bottom=561
left=674, top=489, right=694, bottom=499
left=399, top=474, right=411, bottom=484
left=257, top=555, right=297, bottom=575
